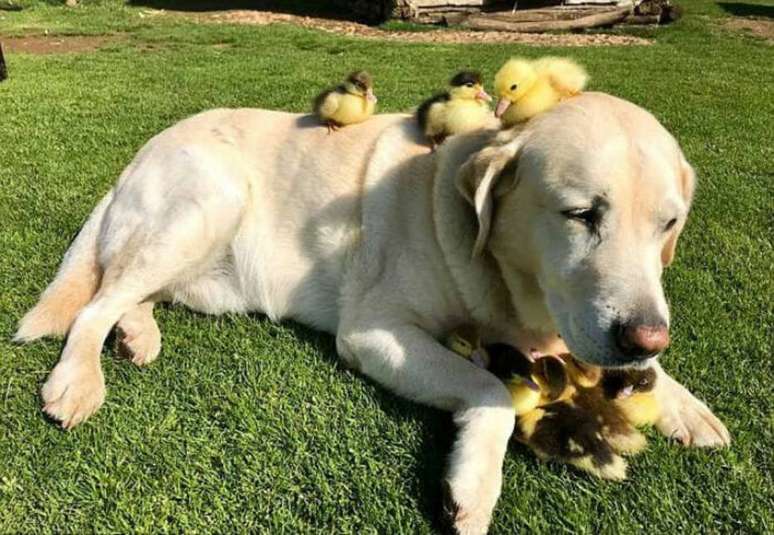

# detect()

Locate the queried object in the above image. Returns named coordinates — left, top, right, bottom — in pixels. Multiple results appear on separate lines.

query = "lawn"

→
left=0, top=1, right=772, bottom=533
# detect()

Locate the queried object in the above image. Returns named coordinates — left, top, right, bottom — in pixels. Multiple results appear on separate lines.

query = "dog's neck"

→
left=490, top=253, right=556, bottom=335
left=432, top=137, right=559, bottom=346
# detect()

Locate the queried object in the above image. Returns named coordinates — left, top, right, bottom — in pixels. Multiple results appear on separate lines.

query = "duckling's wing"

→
left=416, top=92, right=450, bottom=134
left=536, top=57, right=589, bottom=96
left=313, top=86, right=344, bottom=119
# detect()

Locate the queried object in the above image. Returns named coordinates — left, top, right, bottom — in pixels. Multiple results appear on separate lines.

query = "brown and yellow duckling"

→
left=445, top=327, right=660, bottom=480
left=416, top=71, right=493, bottom=149
left=313, top=70, right=377, bottom=133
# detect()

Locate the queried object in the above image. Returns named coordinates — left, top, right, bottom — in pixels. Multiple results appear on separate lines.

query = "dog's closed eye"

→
left=562, top=207, right=601, bottom=229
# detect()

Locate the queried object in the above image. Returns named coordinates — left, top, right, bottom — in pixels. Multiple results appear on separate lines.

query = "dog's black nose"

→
left=613, top=321, right=669, bottom=360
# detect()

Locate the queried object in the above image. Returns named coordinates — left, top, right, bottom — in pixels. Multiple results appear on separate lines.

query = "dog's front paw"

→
left=41, top=360, right=105, bottom=430
left=656, top=376, right=730, bottom=447
left=441, top=479, right=493, bottom=535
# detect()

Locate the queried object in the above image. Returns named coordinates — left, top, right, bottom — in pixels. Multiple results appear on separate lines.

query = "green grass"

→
left=1, top=2, right=772, bottom=533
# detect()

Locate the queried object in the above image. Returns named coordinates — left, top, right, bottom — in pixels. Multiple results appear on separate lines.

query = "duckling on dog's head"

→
left=448, top=71, right=490, bottom=102
left=494, top=59, right=538, bottom=106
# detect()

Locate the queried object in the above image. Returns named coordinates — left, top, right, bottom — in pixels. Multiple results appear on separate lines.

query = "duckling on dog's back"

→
left=313, top=70, right=377, bottom=132
left=416, top=71, right=493, bottom=149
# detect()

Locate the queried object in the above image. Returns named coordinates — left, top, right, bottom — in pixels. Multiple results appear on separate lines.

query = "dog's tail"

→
left=14, top=190, right=113, bottom=342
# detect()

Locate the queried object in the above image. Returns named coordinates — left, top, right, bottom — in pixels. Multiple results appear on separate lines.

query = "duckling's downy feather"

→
left=313, top=85, right=346, bottom=118
left=416, top=92, right=450, bottom=134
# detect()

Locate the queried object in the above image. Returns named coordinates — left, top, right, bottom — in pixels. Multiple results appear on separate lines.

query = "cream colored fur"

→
left=17, top=94, right=730, bottom=534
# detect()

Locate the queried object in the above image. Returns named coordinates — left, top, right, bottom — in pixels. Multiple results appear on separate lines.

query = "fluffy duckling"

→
left=518, top=400, right=629, bottom=480
left=444, top=327, right=638, bottom=480
left=559, top=361, right=660, bottom=457
left=601, top=367, right=660, bottom=428
left=494, top=57, right=588, bottom=127
left=445, top=324, right=490, bottom=369
left=486, top=344, right=630, bottom=480
left=313, top=70, right=377, bottom=133
left=416, top=71, right=493, bottom=149
left=485, top=343, right=548, bottom=415
left=444, top=330, right=548, bottom=414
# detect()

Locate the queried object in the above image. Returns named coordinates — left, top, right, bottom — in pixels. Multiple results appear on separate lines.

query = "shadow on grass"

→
left=717, top=2, right=774, bottom=18
left=281, top=320, right=456, bottom=532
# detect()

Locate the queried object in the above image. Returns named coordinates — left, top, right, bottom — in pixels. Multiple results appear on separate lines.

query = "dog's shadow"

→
left=280, top=320, right=455, bottom=531
left=89, top=307, right=450, bottom=528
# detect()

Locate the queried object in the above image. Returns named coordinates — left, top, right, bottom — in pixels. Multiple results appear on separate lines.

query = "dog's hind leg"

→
left=15, top=191, right=114, bottom=342
left=41, top=164, right=247, bottom=428
left=115, top=301, right=161, bottom=367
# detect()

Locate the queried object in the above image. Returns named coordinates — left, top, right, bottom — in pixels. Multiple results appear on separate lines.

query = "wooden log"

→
left=484, top=7, right=607, bottom=23
left=462, top=6, right=632, bottom=32
left=0, top=43, right=7, bottom=82
left=413, top=0, right=487, bottom=6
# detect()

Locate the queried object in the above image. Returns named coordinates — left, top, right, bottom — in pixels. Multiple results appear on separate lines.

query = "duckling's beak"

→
left=617, top=385, right=634, bottom=399
left=366, top=89, right=377, bottom=103
left=476, top=89, right=492, bottom=102
left=495, top=98, right=512, bottom=118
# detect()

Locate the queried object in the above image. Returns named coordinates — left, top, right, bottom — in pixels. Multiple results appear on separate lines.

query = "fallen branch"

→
left=462, top=7, right=632, bottom=33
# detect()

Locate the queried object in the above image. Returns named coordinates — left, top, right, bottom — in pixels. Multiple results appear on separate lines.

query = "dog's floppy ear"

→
left=662, top=156, right=696, bottom=266
left=455, top=133, right=527, bottom=257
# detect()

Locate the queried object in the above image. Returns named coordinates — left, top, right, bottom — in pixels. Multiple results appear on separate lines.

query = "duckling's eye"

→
left=637, top=378, right=650, bottom=387
left=664, top=218, right=678, bottom=232
left=465, top=82, right=474, bottom=88
left=510, top=84, right=518, bottom=91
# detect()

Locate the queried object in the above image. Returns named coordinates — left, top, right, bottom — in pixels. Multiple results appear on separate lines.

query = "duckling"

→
left=443, top=327, right=642, bottom=479
left=485, top=343, right=547, bottom=415
left=562, top=361, right=661, bottom=455
left=313, top=70, right=377, bottom=133
left=486, top=344, right=630, bottom=480
left=444, top=329, right=550, bottom=413
left=416, top=71, right=493, bottom=149
left=522, top=399, right=629, bottom=480
left=601, top=366, right=660, bottom=428
left=494, top=56, right=588, bottom=127
left=445, top=324, right=490, bottom=369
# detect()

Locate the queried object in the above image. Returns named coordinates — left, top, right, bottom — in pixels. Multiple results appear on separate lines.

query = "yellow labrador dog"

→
left=17, top=92, right=729, bottom=534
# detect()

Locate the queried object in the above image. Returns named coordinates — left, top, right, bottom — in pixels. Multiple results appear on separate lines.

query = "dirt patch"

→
left=723, top=17, right=774, bottom=42
left=190, top=10, right=651, bottom=47
left=2, top=35, right=118, bottom=55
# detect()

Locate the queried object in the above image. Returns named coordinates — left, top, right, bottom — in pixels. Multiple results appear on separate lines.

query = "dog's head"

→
left=456, top=93, right=695, bottom=367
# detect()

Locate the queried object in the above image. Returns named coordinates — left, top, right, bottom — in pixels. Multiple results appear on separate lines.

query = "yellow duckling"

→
left=600, top=367, right=661, bottom=428
left=313, top=70, right=377, bottom=133
left=563, top=354, right=602, bottom=388
left=476, top=342, right=567, bottom=415
left=444, top=330, right=631, bottom=479
left=494, top=57, right=588, bottom=127
left=507, top=376, right=543, bottom=416
left=416, top=71, right=493, bottom=149
left=445, top=324, right=485, bottom=364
